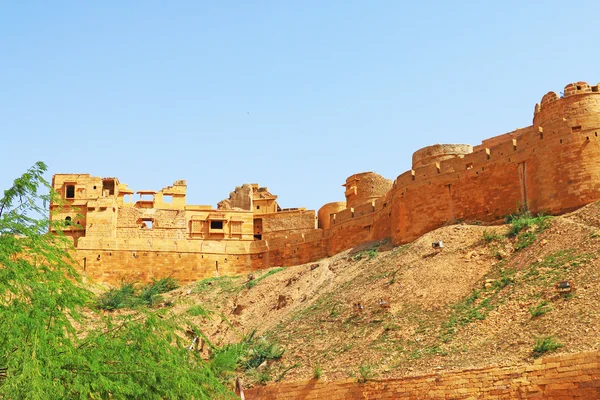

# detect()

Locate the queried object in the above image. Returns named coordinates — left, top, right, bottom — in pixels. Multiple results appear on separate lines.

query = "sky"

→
left=2, top=1, right=600, bottom=211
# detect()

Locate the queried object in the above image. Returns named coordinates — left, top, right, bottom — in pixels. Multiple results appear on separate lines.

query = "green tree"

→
left=0, top=162, right=235, bottom=399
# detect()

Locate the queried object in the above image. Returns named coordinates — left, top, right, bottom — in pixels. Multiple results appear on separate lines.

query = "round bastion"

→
left=317, top=201, right=347, bottom=230
left=412, top=144, right=473, bottom=169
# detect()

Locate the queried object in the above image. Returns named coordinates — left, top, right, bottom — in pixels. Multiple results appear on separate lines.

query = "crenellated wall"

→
left=326, top=81, right=600, bottom=249
left=53, top=81, right=600, bottom=283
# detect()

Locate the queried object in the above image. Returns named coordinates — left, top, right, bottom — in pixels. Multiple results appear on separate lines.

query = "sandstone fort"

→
left=50, top=81, right=600, bottom=283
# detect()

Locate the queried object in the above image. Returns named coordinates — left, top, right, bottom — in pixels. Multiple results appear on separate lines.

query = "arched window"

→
left=65, top=216, right=72, bottom=226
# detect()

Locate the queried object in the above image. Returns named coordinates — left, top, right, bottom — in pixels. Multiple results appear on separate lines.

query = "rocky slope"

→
left=162, top=202, right=600, bottom=386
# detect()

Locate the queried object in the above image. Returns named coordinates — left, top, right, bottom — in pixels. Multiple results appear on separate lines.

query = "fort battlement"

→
left=52, top=81, right=600, bottom=283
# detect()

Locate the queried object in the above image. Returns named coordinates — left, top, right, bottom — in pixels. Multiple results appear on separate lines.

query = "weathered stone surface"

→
left=244, top=351, right=600, bottom=399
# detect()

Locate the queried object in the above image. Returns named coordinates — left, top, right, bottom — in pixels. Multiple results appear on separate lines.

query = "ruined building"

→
left=51, top=81, right=600, bottom=283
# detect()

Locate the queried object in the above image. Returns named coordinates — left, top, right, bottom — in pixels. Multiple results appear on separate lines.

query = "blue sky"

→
left=2, top=1, right=600, bottom=211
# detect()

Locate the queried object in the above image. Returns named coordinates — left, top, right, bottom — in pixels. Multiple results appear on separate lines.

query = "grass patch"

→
left=97, top=282, right=138, bottom=310
left=524, top=249, right=595, bottom=285
left=529, top=301, right=552, bottom=318
left=194, top=275, right=239, bottom=294
left=441, top=267, right=515, bottom=343
left=186, top=305, right=214, bottom=318
left=353, top=248, right=379, bottom=261
left=357, top=364, right=374, bottom=383
left=313, top=365, right=322, bottom=379
left=532, top=336, right=563, bottom=357
left=209, top=329, right=284, bottom=386
left=97, top=277, right=180, bottom=310
left=138, top=277, right=179, bottom=307
left=244, top=267, right=285, bottom=290
left=482, top=229, right=503, bottom=243
left=505, top=211, right=551, bottom=251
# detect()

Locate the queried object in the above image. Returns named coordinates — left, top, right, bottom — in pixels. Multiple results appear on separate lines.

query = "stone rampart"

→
left=54, top=81, right=600, bottom=282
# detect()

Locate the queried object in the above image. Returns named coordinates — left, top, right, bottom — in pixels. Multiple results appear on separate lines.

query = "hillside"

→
left=160, top=202, right=600, bottom=387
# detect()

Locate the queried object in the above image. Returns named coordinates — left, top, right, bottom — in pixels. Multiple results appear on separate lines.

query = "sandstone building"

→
left=51, top=81, right=600, bottom=283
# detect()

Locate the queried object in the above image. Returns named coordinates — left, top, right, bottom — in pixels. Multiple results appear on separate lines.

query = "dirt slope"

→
left=164, top=202, right=600, bottom=386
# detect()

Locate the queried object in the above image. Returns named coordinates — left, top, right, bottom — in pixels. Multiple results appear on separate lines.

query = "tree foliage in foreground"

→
left=0, top=162, right=236, bottom=399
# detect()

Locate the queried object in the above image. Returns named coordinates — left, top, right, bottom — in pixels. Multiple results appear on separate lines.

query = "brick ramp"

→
left=245, top=351, right=600, bottom=399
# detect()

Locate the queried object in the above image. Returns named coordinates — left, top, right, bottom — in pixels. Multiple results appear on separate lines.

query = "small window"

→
left=66, top=185, right=75, bottom=199
left=572, top=126, right=582, bottom=133
left=210, top=220, right=223, bottom=230
left=141, top=219, right=153, bottom=229
left=163, top=195, right=173, bottom=203
left=466, top=163, right=473, bottom=170
left=65, top=216, right=72, bottom=225
left=256, top=205, right=260, bottom=210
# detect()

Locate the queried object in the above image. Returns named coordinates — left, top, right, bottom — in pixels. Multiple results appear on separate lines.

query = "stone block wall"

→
left=245, top=350, right=600, bottom=399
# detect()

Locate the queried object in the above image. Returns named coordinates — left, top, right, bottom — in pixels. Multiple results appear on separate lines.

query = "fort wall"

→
left=244, top=350, right=600, bottom=399
left=326, top=82, right=600, bottom=249
left=51, top=81, right=600, bottom=283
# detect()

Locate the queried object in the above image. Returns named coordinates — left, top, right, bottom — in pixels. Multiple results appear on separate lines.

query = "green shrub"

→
left=506, top=211, right=551, bottom=236
left=506, top=211, right=551, bottom=250
left=482, top=229, right=503, bottom=243
left=353, top=249, right=379, bottom=261
left=187, top=305, right=214, bottom=318
left=97, top=282, right=138, bottom=310
left=242, top=337, right=284, bottom=370
left=532, top=336, right=563, bottom=357
left=358, top=364, right=374, bottom=383
left=529, top=301, right=552, bottom=318
left=150, top=276, right=179, bottom=293
left=313, top=365, right=323, bottom=379
left=97, top=277, right=180, bottom=310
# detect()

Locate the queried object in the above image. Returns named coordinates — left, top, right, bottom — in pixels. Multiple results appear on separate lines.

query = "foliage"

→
left=505, top=211, right=551, bottom=251
left=244, top=267, right=285, bottom=290
left=532, top=336, right=563, bottom=357
left=187, top=304, right=215, bottom=318
left=313, top=365, right=322, bottom=379
left=209, top=329, right=284, bottom=386
left=529, top=301, right=552, bottom=318
left=482, top=229, right=503, bottom=243
left=441, top=266, right=515, bottom=343
left=0, top=163, right=236, bottom=399
left=194, top=275, right=239, bottom=294
left=523, top=249, right=595, bottom=285
left=357, top=364, right=374, bottom=383
left=96, top=282, right=139, bottom=310
left=96, top=276, right=180, bottom=310
left=353, top=248, right=379, bottom=261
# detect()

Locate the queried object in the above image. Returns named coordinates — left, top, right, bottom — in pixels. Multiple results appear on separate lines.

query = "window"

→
left=230, top=221, right=243, bottom=234
left=190, top=220, right=203, bottom=234
left=66, top=185, right=75, bottom=199
left=210, top=220, right=223, bottom=230
left=256, top=205, right=260, bottom=210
